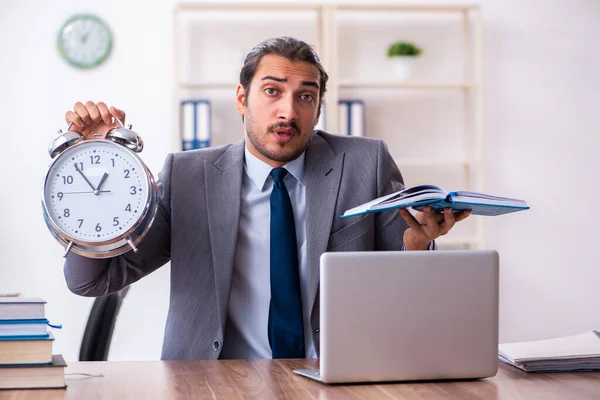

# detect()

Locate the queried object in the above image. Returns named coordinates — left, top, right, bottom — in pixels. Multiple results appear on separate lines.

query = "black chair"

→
left=79, top=287, right=129, bottom=361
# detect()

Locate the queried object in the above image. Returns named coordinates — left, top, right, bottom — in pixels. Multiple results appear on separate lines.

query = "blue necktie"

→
left=268, top=168, right=305, bottom=358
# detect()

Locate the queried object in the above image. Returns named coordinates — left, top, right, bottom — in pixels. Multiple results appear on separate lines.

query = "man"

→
left=63, top=36, right=470, bottom=360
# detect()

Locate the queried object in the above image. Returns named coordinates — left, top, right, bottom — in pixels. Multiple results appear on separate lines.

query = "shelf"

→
left=338, top=81, right=477, bottom=90
left=179, top=82, right=238, bottom=90
left=176, top=3, right=322, bottom=11
left=337, top=3, right=479, bottom=12
left=394, top=158, right=474, bottom=168
left=176, top=3, right=479, bottom=13
left=174, top=2, right=484, bottom=251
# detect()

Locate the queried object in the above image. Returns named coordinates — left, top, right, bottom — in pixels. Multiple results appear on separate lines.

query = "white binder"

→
left=338, top=99, right=365, bottom=137
left=181, top=100, right=211, bottom=150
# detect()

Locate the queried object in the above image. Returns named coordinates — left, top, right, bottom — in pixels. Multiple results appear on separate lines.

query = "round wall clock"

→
left=57, top=14, right=113, bottom=69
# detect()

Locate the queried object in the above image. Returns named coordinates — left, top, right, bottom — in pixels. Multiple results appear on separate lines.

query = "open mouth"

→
left=273, top=128, right=296, bottom=143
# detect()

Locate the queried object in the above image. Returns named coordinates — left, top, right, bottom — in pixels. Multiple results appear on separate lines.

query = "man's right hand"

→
left=65, top=101, right=126, bottom=140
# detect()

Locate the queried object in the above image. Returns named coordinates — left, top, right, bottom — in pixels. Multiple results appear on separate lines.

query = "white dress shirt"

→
left=219, top=146, right=317, bottom=359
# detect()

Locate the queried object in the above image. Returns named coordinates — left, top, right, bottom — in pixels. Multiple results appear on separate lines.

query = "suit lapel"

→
left=205, top=140, right=245, bottom=331
left=305, top=134, right=345, bottom=317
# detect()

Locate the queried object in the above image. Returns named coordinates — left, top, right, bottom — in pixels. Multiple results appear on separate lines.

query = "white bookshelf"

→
left=173, top=2, right=485, bottom=250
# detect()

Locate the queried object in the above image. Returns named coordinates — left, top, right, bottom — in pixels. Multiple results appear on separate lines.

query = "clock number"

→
left=64, top=209, right=70, bottom=218
left=113, top=217, right=119, bottom=226
left=77, top=219, right=84, bottom=228
left=125, top=203, right=132, bottom=212
left=111, top=159, right=115, bottom=167
left=90, top=155, right=100, bottom=165
left=74, top=162, right=84, bottom=171
left=57, top=192, right=64, bottom=201
left=95, top=223, right=102, bottom=232
left=123, top=169, right=130, bottom=178
left=130, top=186, right=137, bottom=195
left=62, top=175, right=74, bottom=185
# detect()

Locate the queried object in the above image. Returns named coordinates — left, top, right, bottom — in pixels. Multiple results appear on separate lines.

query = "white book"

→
left=196, top=101, right=211, bottom=143
left=350, top=101, right=365, bottom=137
left=0, top=319, right=50, bottom=337
left=180, top=100, right=211, bottom=150
left=314, top=103, right=326, bottom=131
left=0, top=297, right=46, bottom=320
left=498, top=330, right=600, bottom=372
left=181, top=101, right=195, bottom=143
left=338, top=101, right=349, bottom=136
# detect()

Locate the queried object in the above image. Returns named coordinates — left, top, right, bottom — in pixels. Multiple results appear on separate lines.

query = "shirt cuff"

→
left=401, top=240, right=436, bottom=251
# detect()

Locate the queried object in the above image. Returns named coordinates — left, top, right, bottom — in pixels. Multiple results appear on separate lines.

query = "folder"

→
left=181, top=100, right=211, bottom=150
left=314, top=102, right=326, bottom=131
left=499, top=330, right=600, bottom=372
left=338, top=99, right=365, bottom=137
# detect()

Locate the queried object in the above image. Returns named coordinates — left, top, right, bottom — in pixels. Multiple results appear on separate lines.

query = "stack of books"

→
left=0, top=296, right=66, bottom=389
left=499, top=330, right=600, bottom=372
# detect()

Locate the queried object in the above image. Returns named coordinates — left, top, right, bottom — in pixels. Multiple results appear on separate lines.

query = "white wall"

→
left=482, top=0, right=600, bottom=341
left=1, top=0, right=599, bottom=362
left=0, top=0, right=175, bottom=361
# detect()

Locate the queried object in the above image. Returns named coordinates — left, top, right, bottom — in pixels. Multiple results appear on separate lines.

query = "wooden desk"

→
left=2, top=360, right=600, bottom=399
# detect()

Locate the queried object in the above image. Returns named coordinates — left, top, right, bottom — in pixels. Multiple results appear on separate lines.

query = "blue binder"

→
left=338, top=99, right=365, bottom=137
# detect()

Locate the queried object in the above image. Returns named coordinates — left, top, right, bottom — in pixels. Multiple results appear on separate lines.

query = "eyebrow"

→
left=261, top=75, right=319, bottom=90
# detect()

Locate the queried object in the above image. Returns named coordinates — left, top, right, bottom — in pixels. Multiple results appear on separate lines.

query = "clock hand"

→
left=61, top=190, right=112, bottom=195
left=81, top=28, right=90, bottom=44
left=95, top=173, right=109, bottom=195
left=74, top=164, right=97, bottom=191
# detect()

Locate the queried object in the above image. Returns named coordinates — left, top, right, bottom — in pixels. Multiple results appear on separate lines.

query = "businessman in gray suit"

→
left=63, top=36, right=470, bottom=360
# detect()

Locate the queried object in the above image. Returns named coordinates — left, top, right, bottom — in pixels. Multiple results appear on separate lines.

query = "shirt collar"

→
left=244, top=144, right=306, bottom=191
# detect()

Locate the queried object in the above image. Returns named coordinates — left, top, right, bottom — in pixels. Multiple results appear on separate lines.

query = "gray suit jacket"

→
left=64, top=130, right=408, bottom=360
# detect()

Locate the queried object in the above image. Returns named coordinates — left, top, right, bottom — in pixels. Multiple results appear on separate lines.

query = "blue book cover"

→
left=341, top=184, right=529, bottom=218
left=0, top=319, right=61, bottom=338
left=0, top=332, right=54, bottom=342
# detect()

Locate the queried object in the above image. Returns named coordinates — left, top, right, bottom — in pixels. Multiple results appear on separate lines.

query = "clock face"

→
left=57, top=14, right=112, bottom=69
left=43, top=141, right=150, bottom=243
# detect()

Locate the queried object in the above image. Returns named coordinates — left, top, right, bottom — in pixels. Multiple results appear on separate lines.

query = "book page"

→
left=378, top=184, right=446, bottom=205
left=449, top=191, right=528, bottom=208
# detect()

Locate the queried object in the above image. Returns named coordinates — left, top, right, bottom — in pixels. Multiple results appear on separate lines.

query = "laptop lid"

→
left=315, top=250, right=499, bottom=383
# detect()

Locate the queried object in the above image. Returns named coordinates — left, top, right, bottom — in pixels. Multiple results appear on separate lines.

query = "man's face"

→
left=236, top=54, right=321, bottom=167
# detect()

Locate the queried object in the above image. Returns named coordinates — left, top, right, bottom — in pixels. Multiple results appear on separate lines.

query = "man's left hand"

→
left=399, top=207, right=471, bottom=251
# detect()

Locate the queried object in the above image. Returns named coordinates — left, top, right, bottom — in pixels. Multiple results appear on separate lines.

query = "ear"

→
left=235, top=84, right=246, bottom=117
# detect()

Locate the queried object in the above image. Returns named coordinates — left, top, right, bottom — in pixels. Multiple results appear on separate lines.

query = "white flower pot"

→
left=391, top=56, right=417, bottom=81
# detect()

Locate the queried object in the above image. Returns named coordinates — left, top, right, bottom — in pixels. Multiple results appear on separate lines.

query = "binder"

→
left=338, top=99, right=365, bottom=137
left=181, top=100, right=211, bottom=150
left=314, top=102, right=326, bottom=131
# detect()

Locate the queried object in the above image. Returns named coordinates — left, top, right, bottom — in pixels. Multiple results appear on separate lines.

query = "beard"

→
left=245, top=111, right=315, bottom=163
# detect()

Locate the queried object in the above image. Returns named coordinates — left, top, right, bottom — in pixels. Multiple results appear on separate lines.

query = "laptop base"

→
left=293, top=369, right=323, bottom=382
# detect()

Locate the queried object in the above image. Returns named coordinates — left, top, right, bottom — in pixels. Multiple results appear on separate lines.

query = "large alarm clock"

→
left=42, top=120, right=158, bottom=258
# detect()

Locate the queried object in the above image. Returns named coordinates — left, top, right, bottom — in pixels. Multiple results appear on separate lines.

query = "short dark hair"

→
left=239, top=36, right=329, bottom=103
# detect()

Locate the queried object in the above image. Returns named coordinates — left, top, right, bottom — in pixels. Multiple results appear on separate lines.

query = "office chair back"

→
left=79, top=287, right=129, bottom=361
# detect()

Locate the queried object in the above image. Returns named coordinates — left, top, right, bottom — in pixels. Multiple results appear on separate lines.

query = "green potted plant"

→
left=387, top=40, right=423, bottom=80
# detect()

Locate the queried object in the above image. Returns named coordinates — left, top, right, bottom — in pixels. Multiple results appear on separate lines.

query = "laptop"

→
left=294, top=250, right=499, bottom=383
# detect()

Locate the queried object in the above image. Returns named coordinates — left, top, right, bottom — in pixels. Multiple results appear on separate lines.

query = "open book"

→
left=342, top=184, right=529, bottom=218
left=498, top=330, right=600, bottom=372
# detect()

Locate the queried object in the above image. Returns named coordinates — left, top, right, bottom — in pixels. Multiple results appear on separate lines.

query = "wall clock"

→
left=57, top=14, right=112, bottom=69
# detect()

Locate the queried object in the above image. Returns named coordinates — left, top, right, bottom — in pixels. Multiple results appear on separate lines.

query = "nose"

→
left=277, top=93, right=298, bottom=123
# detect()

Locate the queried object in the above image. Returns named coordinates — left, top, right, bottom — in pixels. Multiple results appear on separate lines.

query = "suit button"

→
left=213, top=340, right=221, bottom=351
left=315, top=329, right=320, bottom=333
